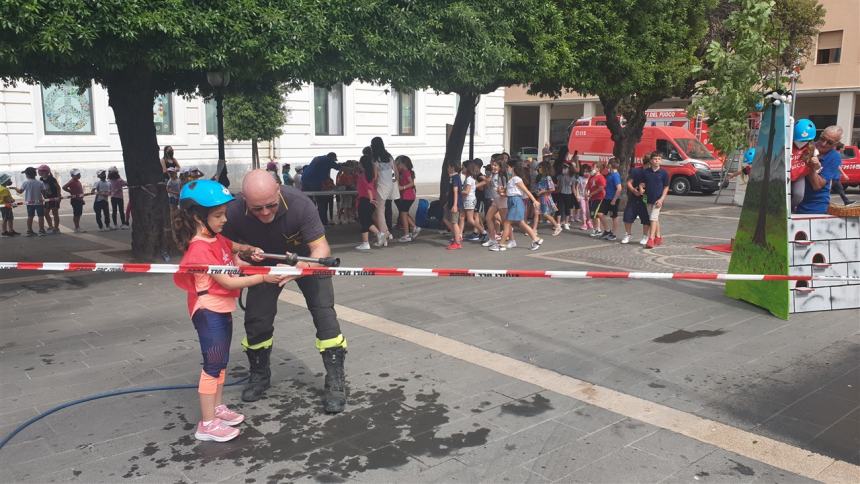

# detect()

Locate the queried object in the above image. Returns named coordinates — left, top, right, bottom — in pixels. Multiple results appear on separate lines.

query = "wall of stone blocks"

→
left=789, top=214, right=860, bottom=313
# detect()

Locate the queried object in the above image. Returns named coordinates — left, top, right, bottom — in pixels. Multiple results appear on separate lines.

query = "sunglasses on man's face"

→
left=818, top=137, right=838, bottom=146
left=248, top=201, right=279, bottom=213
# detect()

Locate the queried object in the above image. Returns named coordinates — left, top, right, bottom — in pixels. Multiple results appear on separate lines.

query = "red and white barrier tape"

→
left=1, top=262, right=857, bottom=282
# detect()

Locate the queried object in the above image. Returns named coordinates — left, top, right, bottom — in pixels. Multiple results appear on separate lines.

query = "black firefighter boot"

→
left=241, top=347, right=272, bottom=402
left=321, top=347, right=347, bottom=413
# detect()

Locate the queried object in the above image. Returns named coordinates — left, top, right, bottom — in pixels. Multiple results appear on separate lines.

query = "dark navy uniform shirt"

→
left=221, top=186, right=325, bottom=262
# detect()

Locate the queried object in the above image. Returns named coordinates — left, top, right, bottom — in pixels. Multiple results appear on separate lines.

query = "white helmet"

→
left=70, top=168, right=81, bottom=177
left=108, top=165, right=119, bottom=173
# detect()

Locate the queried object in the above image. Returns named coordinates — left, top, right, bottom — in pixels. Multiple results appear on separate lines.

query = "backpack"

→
left=415, top=199, right=430, bottom=228
left=420, top=199, right=443, bottom=229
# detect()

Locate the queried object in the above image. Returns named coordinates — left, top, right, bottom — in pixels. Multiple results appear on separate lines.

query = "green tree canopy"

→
left=531, top=0, right=715, bottom=176
left=0, top=0, right=359, bottom=258
left=223, top=83, right=289, bottom=169
left=362, top=0, right=572, bottom=187
left=532, top=0, right=824, bottom=180
left=690, top=0, right=825, bottom=157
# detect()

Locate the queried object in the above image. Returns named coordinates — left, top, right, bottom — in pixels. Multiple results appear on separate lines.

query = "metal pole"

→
left=789, top=67, right=800, bottom=121
left=216, top=89, right=226, bottom=162
left=469, top=107, right=475, bottom=161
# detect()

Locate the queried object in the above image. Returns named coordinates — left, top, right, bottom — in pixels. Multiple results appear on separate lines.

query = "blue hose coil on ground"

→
left=0, top=376, right=249, bottom=451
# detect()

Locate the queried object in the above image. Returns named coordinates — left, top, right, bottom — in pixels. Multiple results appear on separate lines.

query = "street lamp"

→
left=206, top=71, right=231, bottom=164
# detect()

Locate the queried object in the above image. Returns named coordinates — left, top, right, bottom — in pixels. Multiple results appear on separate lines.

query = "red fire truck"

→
left=841, top=145, right=860, bottom=189
left=568, top=109, right=727, bottom=195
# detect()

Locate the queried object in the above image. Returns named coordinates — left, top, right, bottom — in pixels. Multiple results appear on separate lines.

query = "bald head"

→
left=243, top=169, right=279, bottom=195
left=243, top=169, right=281, bottom=223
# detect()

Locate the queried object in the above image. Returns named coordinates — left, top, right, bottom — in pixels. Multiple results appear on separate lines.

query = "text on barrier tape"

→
left=1, top=262, right=859, bottom=282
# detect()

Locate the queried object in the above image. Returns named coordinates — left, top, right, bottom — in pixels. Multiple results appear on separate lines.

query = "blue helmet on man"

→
left=793, top=119, right=816, bottom=142
left=743, top=148, right=756, bottom=164
left=179, top=179, right=233, bottom=210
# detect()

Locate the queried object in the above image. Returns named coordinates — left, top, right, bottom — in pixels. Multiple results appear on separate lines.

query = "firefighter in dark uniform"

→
left=220, top=170, right=347, bottom=413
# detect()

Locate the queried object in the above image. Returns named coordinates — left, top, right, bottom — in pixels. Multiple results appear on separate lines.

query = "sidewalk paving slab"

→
left=1, top=194, right=857, bottom=482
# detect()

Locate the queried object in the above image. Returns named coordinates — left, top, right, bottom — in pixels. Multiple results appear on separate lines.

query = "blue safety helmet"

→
left=179, top=179, right=233, bottom=210
left=743, top=148, right=756, bottom=164
left=793, top=119, right=816, bottom=142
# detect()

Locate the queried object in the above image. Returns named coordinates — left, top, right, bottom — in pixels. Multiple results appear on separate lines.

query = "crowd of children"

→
left=354, top=147, right=420, bottom=250
left=2, top=148, right=672, bottom=252
left=0, top=155, right=212, bottom=236
left=1, top=164, right=132, bottom=237
left=401, top=151, right=670, bottom=251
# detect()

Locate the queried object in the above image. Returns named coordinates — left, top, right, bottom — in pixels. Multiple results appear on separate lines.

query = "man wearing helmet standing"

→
left=219, top=169, right=349, bottom=413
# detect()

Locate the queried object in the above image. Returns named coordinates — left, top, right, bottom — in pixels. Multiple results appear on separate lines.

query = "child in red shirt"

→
left=173, top=180, right=286, bottom=442
left=336, top=163, right=357, bottom=224
left=62, top=169, right=86, bottom=232
left=586, top=165, right=606, bottom=237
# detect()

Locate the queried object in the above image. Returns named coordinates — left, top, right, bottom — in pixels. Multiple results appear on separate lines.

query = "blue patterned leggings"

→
left=191, top=309, right=233, bottom=377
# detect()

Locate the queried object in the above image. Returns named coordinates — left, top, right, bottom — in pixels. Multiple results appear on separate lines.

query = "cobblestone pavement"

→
left=0, top=193, right=858, bottom=483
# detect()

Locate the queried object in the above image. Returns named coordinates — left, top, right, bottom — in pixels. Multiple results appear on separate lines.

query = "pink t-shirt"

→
left=63, top=179, right=84, bottom=198
left=109, top=178, right=127, bottom=198
left=183, top=235, right=238, bottom=315
left=356, top=171, right=376, bottom=200
left=399, top=168, right=415, bottom=201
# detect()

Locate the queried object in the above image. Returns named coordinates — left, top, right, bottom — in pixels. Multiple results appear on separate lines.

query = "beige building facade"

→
left=504, top=0, right=859, bottom=155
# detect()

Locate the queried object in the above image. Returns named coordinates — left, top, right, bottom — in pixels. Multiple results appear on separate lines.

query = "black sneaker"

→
left=606, top=232, right=617, bottom=241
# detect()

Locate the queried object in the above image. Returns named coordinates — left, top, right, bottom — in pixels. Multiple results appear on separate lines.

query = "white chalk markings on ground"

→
left=278, top=289, right=860, bottom=483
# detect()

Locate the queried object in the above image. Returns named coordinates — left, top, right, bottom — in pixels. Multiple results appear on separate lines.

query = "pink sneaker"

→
left=195, top=418, right=240, bottom=442
left=214, top=404, right=245, bottom=426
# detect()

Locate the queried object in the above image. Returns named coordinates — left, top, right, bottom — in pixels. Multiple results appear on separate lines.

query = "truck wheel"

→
left=671, top=176, right=691, bottom=195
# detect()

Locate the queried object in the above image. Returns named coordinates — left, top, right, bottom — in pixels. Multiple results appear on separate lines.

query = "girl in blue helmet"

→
left=172, top=180, right=286, bottom=442
left=790, top=119, right=818, bottom=210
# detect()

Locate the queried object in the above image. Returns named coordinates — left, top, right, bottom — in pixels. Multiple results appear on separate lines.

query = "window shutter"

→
left=817, top=31, right=842, bottom=50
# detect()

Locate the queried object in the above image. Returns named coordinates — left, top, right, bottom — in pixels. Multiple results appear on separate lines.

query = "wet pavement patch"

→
left=652, top=329, right=725, bottom=343
left=114, top=374, right=490, bottom=482
left=728, top=459, right=755, bottom=476
left=499, top=393, right=553, bottom=417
